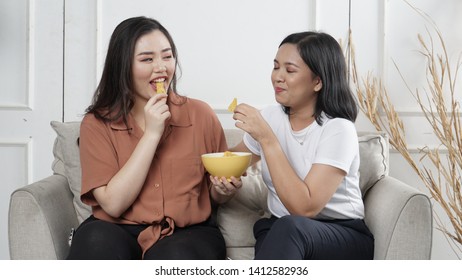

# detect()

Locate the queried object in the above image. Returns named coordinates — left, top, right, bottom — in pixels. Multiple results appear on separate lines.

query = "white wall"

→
left=1, top=0, right=461, bottom=259
left=63, top=0, right=316, bottom=125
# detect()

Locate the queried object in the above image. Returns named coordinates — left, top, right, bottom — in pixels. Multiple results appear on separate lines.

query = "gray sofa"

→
left=8, top=121, right=433, bottom=259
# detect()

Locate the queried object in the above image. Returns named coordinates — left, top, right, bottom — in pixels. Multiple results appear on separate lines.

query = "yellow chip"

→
left=223, top=151, right=236, bottom=157
left=228, top=98, right=237, bottom=112
left=156, top=81, right=166, bottom=94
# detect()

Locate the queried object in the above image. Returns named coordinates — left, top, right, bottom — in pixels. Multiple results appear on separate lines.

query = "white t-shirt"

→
left=243, top=104, right=364, bottom=220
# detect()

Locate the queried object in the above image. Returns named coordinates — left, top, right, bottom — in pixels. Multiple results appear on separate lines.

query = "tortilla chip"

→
left=156, top=81, right=166, bottom=94
left=228, top=98, right=237, bottom=112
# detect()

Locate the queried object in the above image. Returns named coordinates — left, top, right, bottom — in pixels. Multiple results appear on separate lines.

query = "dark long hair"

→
left=280, top=31, right=358, bottom=124
left=86, top=16, right=181, bottom=127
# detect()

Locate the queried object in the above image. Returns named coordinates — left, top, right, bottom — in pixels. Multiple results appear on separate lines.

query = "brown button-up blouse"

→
left=79, top=94, right=227, bottom=255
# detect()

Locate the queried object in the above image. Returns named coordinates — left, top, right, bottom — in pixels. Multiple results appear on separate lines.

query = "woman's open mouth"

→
left=150, top=77, right=167, bottom=94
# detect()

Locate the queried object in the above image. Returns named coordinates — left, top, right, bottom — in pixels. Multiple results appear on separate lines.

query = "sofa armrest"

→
left=8, top=174, right=79, bottom=259
left=364, top=176, right=433, bottom=259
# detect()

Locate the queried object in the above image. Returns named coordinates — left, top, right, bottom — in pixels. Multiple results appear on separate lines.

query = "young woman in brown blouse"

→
left=66, top=16, right=241, bottom=260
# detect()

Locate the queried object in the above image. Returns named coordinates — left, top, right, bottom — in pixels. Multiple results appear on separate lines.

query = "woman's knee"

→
left=73, top=220, right=116, bottom=245
left=271, top=215, right=311, bottom=235
left=67, top=220, right=139, bottom=259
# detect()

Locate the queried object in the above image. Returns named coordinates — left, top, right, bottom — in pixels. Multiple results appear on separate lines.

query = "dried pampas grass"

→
left=349, top=5, right=462, bottom=257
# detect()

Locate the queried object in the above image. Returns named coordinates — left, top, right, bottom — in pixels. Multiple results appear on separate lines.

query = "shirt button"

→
left=154, top=183, right=160, bottom=188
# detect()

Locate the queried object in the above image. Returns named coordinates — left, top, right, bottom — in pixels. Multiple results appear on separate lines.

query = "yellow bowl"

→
left=201, top=152, right=252, bottom=180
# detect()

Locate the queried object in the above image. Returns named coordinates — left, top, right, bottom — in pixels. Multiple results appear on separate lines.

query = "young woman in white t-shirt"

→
left=211, top=31, right=374, bottom=259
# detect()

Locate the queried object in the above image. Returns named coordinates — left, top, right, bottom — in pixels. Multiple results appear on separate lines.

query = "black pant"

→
left=66, top=215, right=226, bottom=260
left=253, top=215, right=374, bottom=260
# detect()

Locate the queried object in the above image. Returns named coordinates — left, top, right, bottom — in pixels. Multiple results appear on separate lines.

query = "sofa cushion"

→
left=217, top=161, right=269, bottom=260
left=223, top=129, right=244, bottom=147
left=358, top=132, right=389, bottom=196
left=50, top=121, right=91, bottom=223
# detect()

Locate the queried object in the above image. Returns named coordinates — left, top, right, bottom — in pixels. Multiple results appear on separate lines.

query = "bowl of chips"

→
left=201, top=151, right=252, bottom=180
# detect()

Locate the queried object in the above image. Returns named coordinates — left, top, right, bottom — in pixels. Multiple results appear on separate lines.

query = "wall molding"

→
left=308, top=0, right=318, bottom=30
left=216, top=106, right=448, bottom=117
left=0, top=0, right=34, bottom=110
left=390, top=145, right=449, bottom=154
left=0, top=105, right=33, bottom=111
left=368, top=106, right=462, bottom=117
left=212, top=103, right=270, bottom=114
left=27, top=0, right=35, bottom=111
left=380, top=0, right=387, bottom=81
left=0, top=138, right=33, bottom=184
left=95, top=0, right=103, bottom=83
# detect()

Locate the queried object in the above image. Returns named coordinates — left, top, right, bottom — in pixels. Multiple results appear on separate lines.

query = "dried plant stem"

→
left=350, top=19, right=462, bottom=257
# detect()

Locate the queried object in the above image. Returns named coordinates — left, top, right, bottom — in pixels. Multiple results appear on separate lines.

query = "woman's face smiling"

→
left=271, top=43, right=322, bottom=112
left=132, top=30, right=176, bottom=100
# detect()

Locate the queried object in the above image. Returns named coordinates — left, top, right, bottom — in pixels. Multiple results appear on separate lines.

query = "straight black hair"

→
left=280, top=31, right=358, bottom=124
